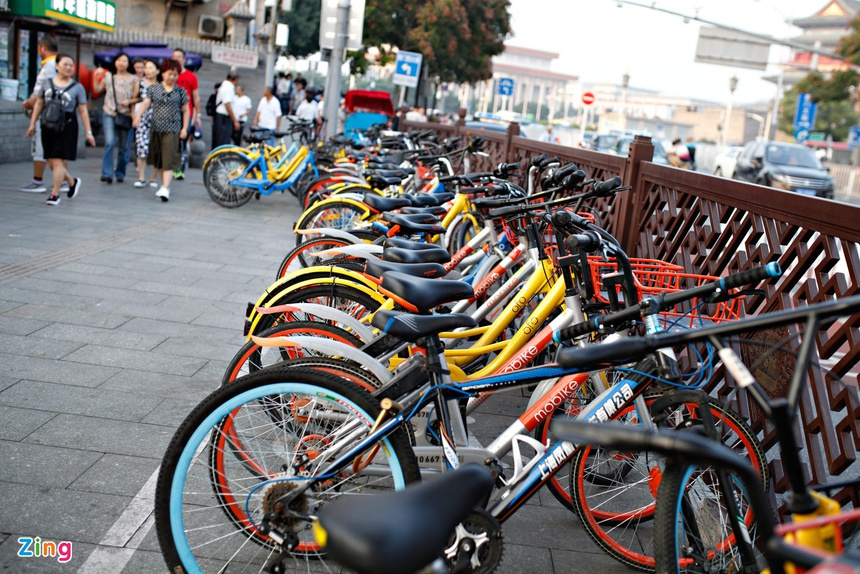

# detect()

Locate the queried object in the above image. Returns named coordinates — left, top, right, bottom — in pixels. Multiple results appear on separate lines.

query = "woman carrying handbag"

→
left=94, top=52, right=138, bottom=184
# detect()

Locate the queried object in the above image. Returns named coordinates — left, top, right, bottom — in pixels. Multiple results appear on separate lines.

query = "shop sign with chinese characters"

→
left=9, top=0, right=117, bottom=33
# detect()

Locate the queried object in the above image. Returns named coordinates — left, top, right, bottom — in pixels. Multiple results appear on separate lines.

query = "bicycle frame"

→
left=229, top=146, right=318, bottom=196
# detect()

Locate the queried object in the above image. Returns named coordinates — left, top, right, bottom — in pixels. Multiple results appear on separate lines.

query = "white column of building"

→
left=535, top=83, right=545, bottom=122
left=520, top=80, right=530, bottom=118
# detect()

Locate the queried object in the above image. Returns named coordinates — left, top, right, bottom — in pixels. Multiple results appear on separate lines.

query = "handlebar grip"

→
left=565, top=232, right=601, bottom=253
left=562, top=170, right=587, bottom=190
left=593, top=177, right=622, bottom=195
left=530, top=154, right=548, bottom=168
left=557, top=338, right=652, bottom=369
left=720, top=262, right=782, bottom=291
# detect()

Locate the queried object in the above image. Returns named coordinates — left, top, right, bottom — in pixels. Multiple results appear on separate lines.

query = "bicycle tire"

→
left=569, top=395, right=766, bottom=572
left=250, top=283, right=383, bottom=338
left=204, top=151, right=257, bottom=208
left=276, top=237, right=354, bottom=278
left=155, top=366, right=421, bottom=574
left=294, top=201, right=369, bottom=247
left=653, top=460, right=762, bottom=573
left=223, top=322, right=366, bottom=383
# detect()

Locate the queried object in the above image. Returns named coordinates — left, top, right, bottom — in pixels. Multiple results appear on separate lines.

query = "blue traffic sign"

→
left=498, top=77, right=515, bottom=96
left=393, top=51, right=423, bottom=89
left=849, top=126, right=860, bottom=150
left=793, top=93, right=817, bottom=143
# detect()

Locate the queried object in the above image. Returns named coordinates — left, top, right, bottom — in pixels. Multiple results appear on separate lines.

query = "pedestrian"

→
left=290, top=78, right=306, bottom=115
left=253, top=86, right=282, bottom=132
left=276, top=72, right=292, bottom=115
left=231, top=85, right=252, bottom=145
left=539, top=125, right=556, bottom=143
left=24, top=53, right=95, bottom=206
left=685, top=136, right=697, bottom=171
left=131, top=59, right=159, bottom=189
left=94, top=52, right=138, bottom=184
left=668, top=138, right=693, bottom=169
left=133, top=57, right=145, bottom=79
left=19, top=35, right=58, bottom=194
left=205, top=82, right=220, bottom=123
left=172, top=49, right=200, bottom=180
left=132, top=58, right=189, bottom=202
left=294, top=88, right=319, bottom=124
left=212, top=70, right=240, bottom=149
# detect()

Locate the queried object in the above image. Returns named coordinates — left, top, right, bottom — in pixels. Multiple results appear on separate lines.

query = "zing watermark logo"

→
left=17, top=536, right=73, bottom=563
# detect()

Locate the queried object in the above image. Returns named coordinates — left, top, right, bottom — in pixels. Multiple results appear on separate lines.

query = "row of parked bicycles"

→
left=157, top=124, right=860, bottom=573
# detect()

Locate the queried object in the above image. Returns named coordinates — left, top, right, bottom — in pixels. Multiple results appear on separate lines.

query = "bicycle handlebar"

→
left=553, top=262, right=783, bottom=343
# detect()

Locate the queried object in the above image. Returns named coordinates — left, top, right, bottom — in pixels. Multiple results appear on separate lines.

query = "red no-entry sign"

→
left=582, top=91, right=595, bottom=106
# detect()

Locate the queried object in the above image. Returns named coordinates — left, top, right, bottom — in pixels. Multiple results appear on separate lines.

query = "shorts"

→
left=41, top=114, right=78, bottom=161
left=147, top=131, right=182, bottom=171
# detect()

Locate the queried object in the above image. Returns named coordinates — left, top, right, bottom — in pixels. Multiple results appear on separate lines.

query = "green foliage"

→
left=778, top=72, right=858, bottom=141
left=838, top=13, right=860, bottom=65
left=281, top=0, right=322, bottom=58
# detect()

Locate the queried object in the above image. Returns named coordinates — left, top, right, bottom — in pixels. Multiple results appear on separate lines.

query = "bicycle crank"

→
left=443, top=507, right=504, bottom=573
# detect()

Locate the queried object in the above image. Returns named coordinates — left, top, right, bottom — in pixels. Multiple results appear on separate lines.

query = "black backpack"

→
left=41, top=79, right=75, bottom=132
left=205, top=92, right=217, bottom=117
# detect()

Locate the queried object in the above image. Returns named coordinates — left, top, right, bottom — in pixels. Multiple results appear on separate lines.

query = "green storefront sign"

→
left=9, top=0, right=116, bottom=32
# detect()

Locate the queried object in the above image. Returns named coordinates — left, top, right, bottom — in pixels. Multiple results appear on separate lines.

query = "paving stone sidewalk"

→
left=0, top=155, right=629, bottom=573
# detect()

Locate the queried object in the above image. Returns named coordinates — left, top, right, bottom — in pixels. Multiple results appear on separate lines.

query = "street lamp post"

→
left=620, top=73, right=629, bottom=131
left=723, top=75, right=738, bottom=147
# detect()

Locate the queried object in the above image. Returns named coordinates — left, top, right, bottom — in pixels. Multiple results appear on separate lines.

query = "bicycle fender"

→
left=326, top=192, right=368, bottom=202
left=250, top=335, right=392, bottom=383
left=294, top=197, right=372, bottom=231
left=295, top=227, right=368, bottom=244
left=202, top=146, right=250, bottom=169
left=255, top=302, right=375, bottom=343
left=313, top=244, right=383, bottom=260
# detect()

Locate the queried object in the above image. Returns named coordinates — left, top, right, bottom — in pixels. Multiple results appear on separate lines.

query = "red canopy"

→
left=344, top=90, right=395, bottom=117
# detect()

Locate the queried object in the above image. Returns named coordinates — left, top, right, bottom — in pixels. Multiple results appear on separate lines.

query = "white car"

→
left=713, top=147, right=742, bottom=178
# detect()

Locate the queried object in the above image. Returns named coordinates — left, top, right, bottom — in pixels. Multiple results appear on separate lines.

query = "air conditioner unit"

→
left=198, top=15, right=225, bottom=39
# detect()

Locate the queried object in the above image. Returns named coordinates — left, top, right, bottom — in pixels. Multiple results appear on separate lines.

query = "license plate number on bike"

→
left=796, top=188, right=817, bottom=196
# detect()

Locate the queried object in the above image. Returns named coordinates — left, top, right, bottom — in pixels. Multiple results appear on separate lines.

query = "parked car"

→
left=609, top=135, right=669, bottom=165
left=734, top=140, right=835, bottom=199
left=589, top=133, right=618, bottom=153
left=713, top=146, right=742, bottom=178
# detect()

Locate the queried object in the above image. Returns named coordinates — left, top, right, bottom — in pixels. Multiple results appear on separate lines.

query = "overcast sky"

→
left=507, top=0, right=833, bottom=105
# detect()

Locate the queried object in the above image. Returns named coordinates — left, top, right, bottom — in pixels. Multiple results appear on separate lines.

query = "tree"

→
left=838, top=13, right=860, bottom=65
left=280, top=0, right=321, bottom=59
left=778, top=70, right=858, bottom=141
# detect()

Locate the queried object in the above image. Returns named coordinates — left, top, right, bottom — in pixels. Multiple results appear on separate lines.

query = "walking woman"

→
left=94, top=51, right=138, bottom=183
left=131, top=59, right=159, bottom=189
left=133, top=58, right=189, bottom=202
left=24, top=54, right=95, bottom=205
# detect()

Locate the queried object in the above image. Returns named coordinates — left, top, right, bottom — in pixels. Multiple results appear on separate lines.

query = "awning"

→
left=8, top=0, right=117, bottom=33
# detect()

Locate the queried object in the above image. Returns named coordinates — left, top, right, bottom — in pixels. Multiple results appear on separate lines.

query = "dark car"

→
left=589, top=133, right=618, bottom=152
left=734, top=140, right=835, bottom=199
left=609, top=135, right=669, bottom=165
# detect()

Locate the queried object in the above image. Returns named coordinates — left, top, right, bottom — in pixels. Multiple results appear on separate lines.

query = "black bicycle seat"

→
left=372, top=310, right=477, bottom=340
left=402, top=192, right=455, bottom=207
left=318, top=464, right=494, bottom=574
left=363, top=194, right=411, bottom=213
left=383, top=237, right=447, bottom=251
left=383, top=247, right=451, bottom=265
left=368, top=174, right=404, bottom=188
left=400, top=205, right=447, bottom=216
left=381, top=213, right=445, bottom=236
left=378, top=271, right=473, bottom=313
left=364, top=258, right=446, bottom=281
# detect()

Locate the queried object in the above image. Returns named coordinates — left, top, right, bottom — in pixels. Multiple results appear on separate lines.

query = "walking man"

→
left=20, top=35, right=59, bottom=193
left=212, top=70, right=240, bottom=149
left=172, top=49, right=200, bottom=179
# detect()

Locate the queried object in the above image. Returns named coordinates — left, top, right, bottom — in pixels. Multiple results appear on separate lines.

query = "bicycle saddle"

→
left=378, top=271, right=473, bottom=313
left=400, top=205, right=447, bottom=216
left=368, top=174, right=404, bottom=188
left=363, top=194, right=411, bottom=213
left=401, top=192, right=455, bottom=206
left=380, top=213, right=445, bottom=236
left=383, top=237, right=447, bottom=251
left=317, top=464, right=494, bottom=574
left=365, top=161, right=401, bottom=170
left=372, top=310, right=477, bottom=341
left=383, top=247, right=451, bottom=265
left=364, top=258, right=446, bottom=281
left=367, top=168, right=415, bottom=178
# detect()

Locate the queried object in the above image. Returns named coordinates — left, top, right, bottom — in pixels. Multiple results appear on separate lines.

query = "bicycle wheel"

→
left=569, top=395, right=766, bottom=572
left=155, top=367, right=421, bottom=573
left=223, top=322, right=366, bottom=383
left=653, top=460, right=762, bottom=573
left=276, top=237, right=355, bottom=278
left=204, top=151, right=257, bottom=208
left=294, top=201, right=369, bottom=247
left=251, top=283, right=383, bottom=338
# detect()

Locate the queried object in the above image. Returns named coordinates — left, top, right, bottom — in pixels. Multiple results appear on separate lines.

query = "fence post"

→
left=506, top=121, right=520, bottom=163
left=456, top=107, right=466, bottom=137
left=614, top=135, right=654, bottom=253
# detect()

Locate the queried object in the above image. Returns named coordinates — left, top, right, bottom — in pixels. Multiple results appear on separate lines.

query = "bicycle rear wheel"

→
left=204, top=151, right=257, bottom=207
left=569, top=395, right=766, bottom=572
left=155, top=367, right=420, bottom=573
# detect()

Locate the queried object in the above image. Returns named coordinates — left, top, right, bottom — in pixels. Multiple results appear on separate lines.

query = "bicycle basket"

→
left=587, top=256, right=743, bottom=327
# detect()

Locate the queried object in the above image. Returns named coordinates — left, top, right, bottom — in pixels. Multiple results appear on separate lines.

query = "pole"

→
left=769, top=70, right=783, bottom=140
left=323, top=0, right=350, bottom=138
left=723, top=76, right=738, bottom=147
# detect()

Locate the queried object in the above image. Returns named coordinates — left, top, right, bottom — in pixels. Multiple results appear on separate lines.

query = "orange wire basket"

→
left=587, top=256, right=743, bottom=327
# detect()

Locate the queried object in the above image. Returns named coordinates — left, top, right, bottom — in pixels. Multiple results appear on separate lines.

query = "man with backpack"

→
left=20, top=35, right=59, bottom=194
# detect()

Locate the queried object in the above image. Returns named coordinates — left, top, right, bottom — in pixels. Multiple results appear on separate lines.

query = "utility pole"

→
left=323, top=0, right=350, bottom=138
left=723, top=76, right=738, bottom=147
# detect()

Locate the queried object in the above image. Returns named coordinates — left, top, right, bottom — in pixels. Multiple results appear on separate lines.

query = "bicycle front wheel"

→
left=569, top=395, right=766, bottom=572
left=204, top=151, right=257, bottom=207
left=653, top=460, right=762, bottom=573
left=155, top=367, right=421, bottom=574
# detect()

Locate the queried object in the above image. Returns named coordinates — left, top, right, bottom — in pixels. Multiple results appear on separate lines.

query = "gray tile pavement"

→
left=0, top=154, right=631, bottom=573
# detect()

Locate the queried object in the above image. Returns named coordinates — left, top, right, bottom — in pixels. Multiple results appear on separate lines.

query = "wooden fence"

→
left=407, top=119, right=860, bottom=504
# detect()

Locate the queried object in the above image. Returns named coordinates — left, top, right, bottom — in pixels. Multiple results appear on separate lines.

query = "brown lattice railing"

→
left=404, top=121, right=860, bottom=503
